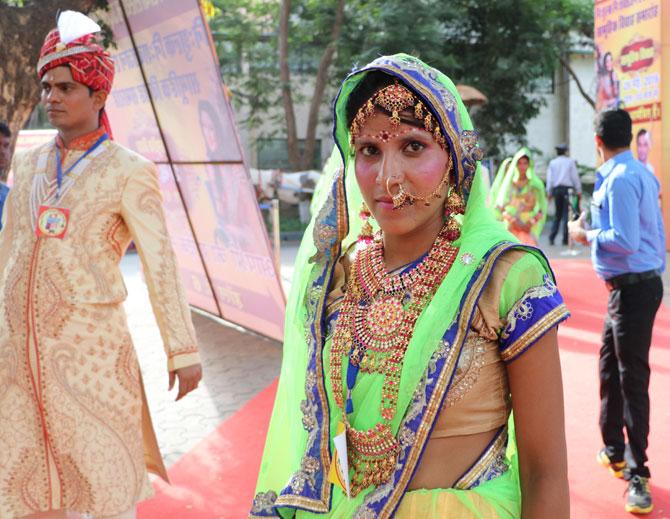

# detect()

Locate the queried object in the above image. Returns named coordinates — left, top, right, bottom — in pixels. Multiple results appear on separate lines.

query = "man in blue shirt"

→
left=0, top=122, right=11, bottom=231
left=570, top=109, right=664, bottom=515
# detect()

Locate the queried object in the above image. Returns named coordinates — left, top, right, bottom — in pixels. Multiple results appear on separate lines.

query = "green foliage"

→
left=210, top=0, right=594, bottom=157
left=0, top=0, right=113, bottom=46
left=209, top=0, right=280, bottom=130
left=1, top=0, right=109, bottom=7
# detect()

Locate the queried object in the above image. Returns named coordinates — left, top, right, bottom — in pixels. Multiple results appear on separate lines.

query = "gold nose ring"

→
left=386, top=177, right=411, bottom=209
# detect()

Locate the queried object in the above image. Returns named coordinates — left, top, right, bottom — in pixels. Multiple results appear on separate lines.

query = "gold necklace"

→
left=330, top=225, right=458, bottom=495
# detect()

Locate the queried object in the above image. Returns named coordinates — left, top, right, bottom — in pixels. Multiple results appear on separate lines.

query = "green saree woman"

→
left=487, top=156, right=512, bottom=208
left=251, top=55, right=569, bottom=518
left=492, top=149, right=548, bottom=246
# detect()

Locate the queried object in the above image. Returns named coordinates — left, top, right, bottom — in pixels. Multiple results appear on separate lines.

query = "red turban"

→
left=37, top=28, right=115, bottom=138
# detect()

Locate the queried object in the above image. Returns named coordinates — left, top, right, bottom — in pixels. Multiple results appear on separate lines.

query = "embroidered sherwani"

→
left=0, top=129, right=200, bottom=517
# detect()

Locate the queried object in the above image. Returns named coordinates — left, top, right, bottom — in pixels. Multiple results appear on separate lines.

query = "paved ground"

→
left=124, top=252, right=285, bottom=467
left=127, top=224, right=670, bottom=468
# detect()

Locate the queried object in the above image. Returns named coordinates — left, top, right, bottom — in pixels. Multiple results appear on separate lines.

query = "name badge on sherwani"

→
left=36, top=205, right=70, bottom=239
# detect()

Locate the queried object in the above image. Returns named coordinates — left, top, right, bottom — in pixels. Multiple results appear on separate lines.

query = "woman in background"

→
left=488, top=156, right=512, bottom=208
left=493, top=148, right=547, bottom=246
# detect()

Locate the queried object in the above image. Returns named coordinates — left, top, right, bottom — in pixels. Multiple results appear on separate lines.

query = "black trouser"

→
left=599, top=275, right=663, bottom=478
left=549, top=186, right=570, bottom=244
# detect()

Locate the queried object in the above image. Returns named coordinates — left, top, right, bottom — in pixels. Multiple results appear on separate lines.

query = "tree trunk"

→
left=299, top=0, right=345, bottom=171
left=0, top=0, right=101, bottom=157
left=278, top=0, right=300, bottom=170
left=559, top=54, right=595, bottom=110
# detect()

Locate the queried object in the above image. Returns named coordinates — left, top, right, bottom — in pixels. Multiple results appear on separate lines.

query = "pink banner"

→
left=105, top=0, right=285, bottom=340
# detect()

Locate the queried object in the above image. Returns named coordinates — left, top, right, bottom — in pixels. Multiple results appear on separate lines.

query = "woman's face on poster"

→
left=605, top=53, right=613, bottom=72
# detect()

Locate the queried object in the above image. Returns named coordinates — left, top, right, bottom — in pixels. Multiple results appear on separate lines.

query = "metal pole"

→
left=271, top=198, right=281, bottom=274
left=561, top=187, right=581, bottom=257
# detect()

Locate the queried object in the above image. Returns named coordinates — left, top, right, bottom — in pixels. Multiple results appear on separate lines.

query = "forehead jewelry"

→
left=360, top=127, right=422, bottom=144
left=350, top=81, right=447, bottom=150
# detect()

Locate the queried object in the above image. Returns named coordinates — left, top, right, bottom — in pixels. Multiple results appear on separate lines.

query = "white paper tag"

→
left=328, top=421, right=351, bottom=498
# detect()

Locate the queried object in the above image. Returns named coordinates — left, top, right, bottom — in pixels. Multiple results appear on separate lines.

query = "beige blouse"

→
left=431, top=250, right=526, bottom=438
left=327, top=248, right=541, bottom=439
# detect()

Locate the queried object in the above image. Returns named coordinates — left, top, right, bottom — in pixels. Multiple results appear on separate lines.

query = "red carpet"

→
left=554, top=258, right=670, bottom=518
left=138, top=380, right=277, bottom=519
left=138, top=259, right=670, bottom=518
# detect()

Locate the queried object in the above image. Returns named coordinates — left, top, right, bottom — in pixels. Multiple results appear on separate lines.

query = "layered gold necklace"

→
left=330, top=226, right=459, bottom=496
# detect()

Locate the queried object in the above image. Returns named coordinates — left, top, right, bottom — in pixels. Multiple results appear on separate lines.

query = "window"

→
left=217, top=40, right=242, bottom=76
left=257, top=138, right=322, bottom=170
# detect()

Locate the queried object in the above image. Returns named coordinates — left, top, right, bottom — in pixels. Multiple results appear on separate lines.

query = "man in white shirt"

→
left=546, top=143, right=581, bottom=245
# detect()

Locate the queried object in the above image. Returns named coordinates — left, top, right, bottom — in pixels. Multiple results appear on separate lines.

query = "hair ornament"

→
left=349, top=80, right=447, bottom=152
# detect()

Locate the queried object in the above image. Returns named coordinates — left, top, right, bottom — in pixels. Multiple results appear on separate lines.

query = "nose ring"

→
left=386, top=177, right=412, bottom=210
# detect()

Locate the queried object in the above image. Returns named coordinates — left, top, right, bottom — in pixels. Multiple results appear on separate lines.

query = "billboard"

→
left=104, top=0, right=286, bottom=340
left=595, top=0, right=663, bottom=177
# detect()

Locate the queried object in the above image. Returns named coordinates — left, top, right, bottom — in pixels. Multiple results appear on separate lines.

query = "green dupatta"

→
left=310, top=148, right=343, bottom=217
left=492, top=147, right=547, bottom=239
left=251, top=54, right=530, bottom=518
left=488, top=157, right=512, bottom=208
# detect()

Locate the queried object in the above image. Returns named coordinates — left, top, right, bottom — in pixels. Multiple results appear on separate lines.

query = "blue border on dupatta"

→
left=499, top=274, right=567, bottom=363
left=262, top=167, right=346, bottom=516
left=354, top=244, right=565, bottom=517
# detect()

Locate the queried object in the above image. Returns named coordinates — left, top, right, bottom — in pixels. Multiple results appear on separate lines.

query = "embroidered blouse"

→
left=326, top=247, right=568, bottom=487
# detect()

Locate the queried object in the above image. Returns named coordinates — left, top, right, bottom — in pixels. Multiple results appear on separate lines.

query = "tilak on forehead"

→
left=349, top=81, right=447, bottom=150
left=37, top=11, right=115, bottom=138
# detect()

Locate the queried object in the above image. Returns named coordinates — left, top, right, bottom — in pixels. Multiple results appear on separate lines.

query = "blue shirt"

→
left=0, top=183, right=9, bottom=231
left=586, top=150, right=665, bottom=279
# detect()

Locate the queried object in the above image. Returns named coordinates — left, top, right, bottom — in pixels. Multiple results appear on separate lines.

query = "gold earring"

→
left=443, top=186, right=464, bottom=242
left=359, top=202, right=374, bottom=243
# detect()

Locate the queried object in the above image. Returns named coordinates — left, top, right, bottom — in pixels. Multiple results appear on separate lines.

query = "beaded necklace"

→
left=330, top=225, right=459, bottom=496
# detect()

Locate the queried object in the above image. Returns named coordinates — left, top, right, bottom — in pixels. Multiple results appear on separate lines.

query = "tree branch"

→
left=278, top=0, right=300, bottom=170
left=0, top=0, right=106, bottom=157
left=558, top=54, right=595, bottom=110
left=301, top=0, right=345, bottom=170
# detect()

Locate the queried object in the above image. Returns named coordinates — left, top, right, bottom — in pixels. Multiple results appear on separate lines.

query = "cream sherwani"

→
left=0, top=131, right=200, bottom=517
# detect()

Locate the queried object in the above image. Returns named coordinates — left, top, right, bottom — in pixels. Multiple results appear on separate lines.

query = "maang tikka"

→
left=349, top=81, right=447, bottom=150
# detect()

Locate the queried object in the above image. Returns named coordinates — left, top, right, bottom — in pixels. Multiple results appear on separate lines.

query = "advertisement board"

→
left=105, top=0, right=286, bottom=340
left=595, top=0, right=663, bottom=176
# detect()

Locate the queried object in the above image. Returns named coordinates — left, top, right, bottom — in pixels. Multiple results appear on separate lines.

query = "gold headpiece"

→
left=350, top=81, right=446, bottom=149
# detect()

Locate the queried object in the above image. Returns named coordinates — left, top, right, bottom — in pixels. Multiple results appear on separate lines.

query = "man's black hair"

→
left=594, top=109, right=632, bottom=149
left=636, top=128, right=648, bottom=140
left=0, top=122, right=10, bottom=138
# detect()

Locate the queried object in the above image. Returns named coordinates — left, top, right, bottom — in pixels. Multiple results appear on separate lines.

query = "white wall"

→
left=525, top=91, right=564, bottom=177
left=523, top=52, right=597, bottom=178
left=568, top=53, right=598, bottom=170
